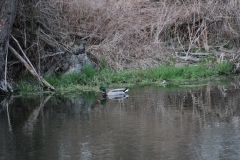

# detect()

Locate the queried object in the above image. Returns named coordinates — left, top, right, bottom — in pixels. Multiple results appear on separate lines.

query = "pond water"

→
left=1, top=81, right=240, bottom=160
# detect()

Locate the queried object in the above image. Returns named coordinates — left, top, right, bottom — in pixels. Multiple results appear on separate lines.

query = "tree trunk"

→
left=0, top=0, right=19, bottom=94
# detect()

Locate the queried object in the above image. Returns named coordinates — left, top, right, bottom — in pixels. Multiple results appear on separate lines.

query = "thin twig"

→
left=4, top=46, right=8, bottom=87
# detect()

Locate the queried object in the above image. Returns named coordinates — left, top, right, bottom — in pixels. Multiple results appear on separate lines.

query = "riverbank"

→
left=3, top=0, right=240, bottom=95
left=15, top=61, right=235, bottom=94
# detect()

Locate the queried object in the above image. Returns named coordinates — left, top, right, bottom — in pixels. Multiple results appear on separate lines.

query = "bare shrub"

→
left=10, top=0, right=240, bottom=72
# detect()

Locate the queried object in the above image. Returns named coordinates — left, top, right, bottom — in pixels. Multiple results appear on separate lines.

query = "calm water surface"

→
left=1, top=82, right=240, bottom=160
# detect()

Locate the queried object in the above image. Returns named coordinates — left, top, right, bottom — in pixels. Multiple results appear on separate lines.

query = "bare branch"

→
left=9, top=45, right=55, bottom=91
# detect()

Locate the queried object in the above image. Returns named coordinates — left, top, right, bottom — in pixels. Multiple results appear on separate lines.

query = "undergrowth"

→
left=16, top=62, right=234, bottom=93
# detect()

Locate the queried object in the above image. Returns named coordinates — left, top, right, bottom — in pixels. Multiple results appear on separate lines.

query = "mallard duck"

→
left=98, top=86, right=129, bottom=97
left=108, top=93, right=129, bottom=100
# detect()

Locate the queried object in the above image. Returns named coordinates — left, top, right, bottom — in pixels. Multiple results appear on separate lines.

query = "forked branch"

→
left=9, top=45, right=55, bottom=91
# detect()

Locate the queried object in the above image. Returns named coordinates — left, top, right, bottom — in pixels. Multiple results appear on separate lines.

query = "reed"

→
left=14, top=0, right=240, bottom=72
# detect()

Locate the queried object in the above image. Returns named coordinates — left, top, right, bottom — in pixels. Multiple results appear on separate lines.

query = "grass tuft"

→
left=16, top=61, right=234, bottom=93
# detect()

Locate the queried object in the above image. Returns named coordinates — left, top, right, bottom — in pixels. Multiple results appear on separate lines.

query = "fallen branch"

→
left=176, top=56, right=199, bottom=62
left=176, top=52, right=211, bottom=56
left=9, top=45, right=55, bottom=91
left=41, top=51, right=64, bottom=59
left=11, top=35, right=42, bottom=83
left=176, top=17, right=223, bottom=28
left=38, top=28, right=70, bottom=53
left=190, top=52, right=211, bottom=56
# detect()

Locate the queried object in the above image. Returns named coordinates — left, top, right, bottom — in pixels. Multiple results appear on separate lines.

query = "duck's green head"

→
left=99, top=86, right=106, bottom=93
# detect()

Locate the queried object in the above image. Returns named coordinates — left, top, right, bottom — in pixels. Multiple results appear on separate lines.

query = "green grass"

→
left=15, top=62, right=234, bottom=93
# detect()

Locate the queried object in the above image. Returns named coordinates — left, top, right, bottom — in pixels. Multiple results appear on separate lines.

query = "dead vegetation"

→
left=9, top=0, right=240, bottom=75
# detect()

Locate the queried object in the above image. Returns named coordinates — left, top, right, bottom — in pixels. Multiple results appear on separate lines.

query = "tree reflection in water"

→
left=1, top=82, right=240, bottom=159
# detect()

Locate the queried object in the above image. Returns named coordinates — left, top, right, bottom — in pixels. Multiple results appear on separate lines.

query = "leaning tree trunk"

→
left=0, top=0, right=19, bottom=94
